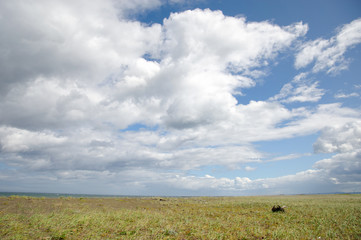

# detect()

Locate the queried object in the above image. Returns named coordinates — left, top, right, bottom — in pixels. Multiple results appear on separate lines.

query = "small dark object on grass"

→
left=272, top=205, right=286, bottom=212
left=159, top=198, right=166, bottom=201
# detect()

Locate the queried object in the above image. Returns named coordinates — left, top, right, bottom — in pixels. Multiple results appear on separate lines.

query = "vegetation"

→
left=0, top=194, right=360, bottom=239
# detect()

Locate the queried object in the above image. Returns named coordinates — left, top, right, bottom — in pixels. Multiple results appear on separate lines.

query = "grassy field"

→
left=0, top=194, right=360, bottom=239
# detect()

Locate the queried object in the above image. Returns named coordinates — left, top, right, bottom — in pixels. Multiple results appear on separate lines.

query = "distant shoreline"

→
left=1, top=191, right=360, bottom=198
left=0, top=192, right=145, bottom=198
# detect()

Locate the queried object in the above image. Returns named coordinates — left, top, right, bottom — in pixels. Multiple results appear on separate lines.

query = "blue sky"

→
left=0, top=0, right=361, bottom=196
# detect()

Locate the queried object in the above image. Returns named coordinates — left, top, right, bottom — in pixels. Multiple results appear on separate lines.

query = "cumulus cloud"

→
left=313, top=121, right=361, bottom=185
left=141, top=169, right=339, bottom=195
left=0, top=126, right=66, bottom=153
left=295, top=18, right=361, bottom=74
left=0, top=3, right=308, bottom=133
left=0, top=0, right=162, bottom=95
left=0, top=1, right=361, bottom=195
left=313, top=121, right=361, bottom=154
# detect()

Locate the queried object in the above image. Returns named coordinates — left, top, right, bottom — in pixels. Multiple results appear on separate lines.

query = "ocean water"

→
left=0, top=192, right=139, bottom=198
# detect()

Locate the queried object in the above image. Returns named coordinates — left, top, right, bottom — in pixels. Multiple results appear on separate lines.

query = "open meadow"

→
left=0, top=194, right=360, bottom=239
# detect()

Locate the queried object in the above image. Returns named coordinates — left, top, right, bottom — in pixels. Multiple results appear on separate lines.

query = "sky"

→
left=0, top=0, right=361, bottom=196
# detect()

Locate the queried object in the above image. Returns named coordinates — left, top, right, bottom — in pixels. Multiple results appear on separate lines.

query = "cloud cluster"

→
left=313, top=122, right=361, bottom=185
left=270, top=72, right=325, bottom=103
left=0, top=0, right=161, bottom=92
left=295, top=18, right=361, bottom=74
left=0, top=0, right=361, bottom=195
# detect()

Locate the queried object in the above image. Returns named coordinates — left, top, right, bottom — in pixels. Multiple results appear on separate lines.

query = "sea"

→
left=0, top=192, right=144, bottom=198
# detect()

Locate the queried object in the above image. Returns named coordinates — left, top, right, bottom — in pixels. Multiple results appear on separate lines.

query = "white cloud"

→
left=313, top=121, right=361, bottom=154
left=244, top=166, right=256, bottom=171
left=334, top=92, right=359, bottom=99
left=268, top=153, right=311, bottom=162
left=313, top=121, right=361, bottom=185
left=314, top=152, right=361, bottom=183
left=162, top=9, right=306, bottom=68
left=271, top=73, right=325, bottom=103
left=295, top=18, right=361, bottom=74
left=0, top=0, right=162, bottom=94
left=0, top=2, right=309, bottom=134
left=145, top=169, right=338, bottom=195
left=0, top=6, right=308, bottom=133
left=295, top=39, right=330, bottom=69
left=0, top=126, right=66, bottom=153
left=279, top=104, right=360, bottom=137
left=199, top=102, right=360, bottom=144
left=273, top=18, right=361, bottom=108
left=0, top=2, right=360, bottom=195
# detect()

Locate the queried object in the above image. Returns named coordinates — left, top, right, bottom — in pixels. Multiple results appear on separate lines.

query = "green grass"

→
left=1, top=194, right=360, bottom=239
